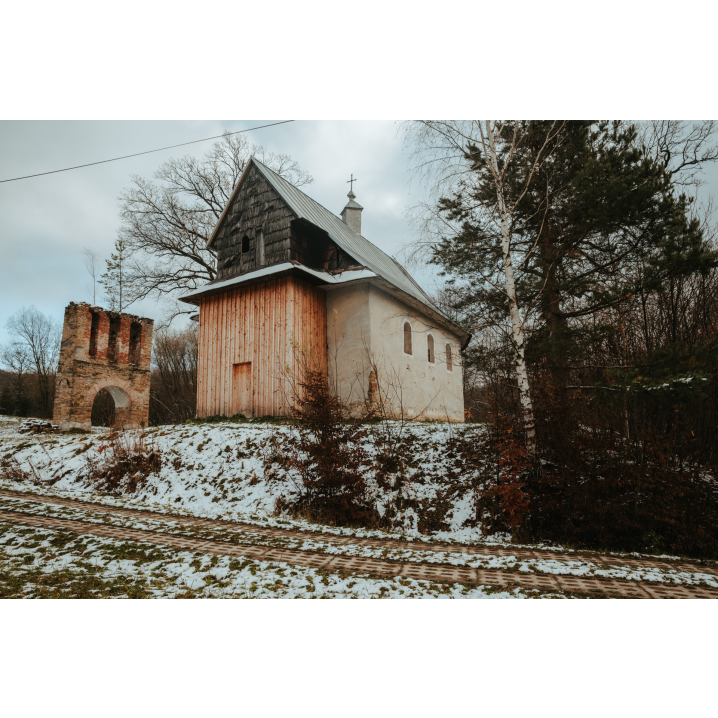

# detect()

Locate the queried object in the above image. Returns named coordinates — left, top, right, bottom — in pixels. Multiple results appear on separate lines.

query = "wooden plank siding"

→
left=196, top=277, right=327, bottom=418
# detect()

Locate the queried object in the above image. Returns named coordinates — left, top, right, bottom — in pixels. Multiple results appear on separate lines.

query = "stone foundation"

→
left=52, top=302, right=154, bottom=431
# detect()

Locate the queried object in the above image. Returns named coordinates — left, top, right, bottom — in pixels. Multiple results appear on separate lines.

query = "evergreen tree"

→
left=432, top=121, right=718, bottom=395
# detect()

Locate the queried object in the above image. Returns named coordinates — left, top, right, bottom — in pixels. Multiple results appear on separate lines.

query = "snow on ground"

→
left=0, top=414, right=498, bottom=544
left=0, top=522, right=567, bottom=599
left=3, top=416, right=718, bottom=597
left=3, top=415, right=716, bottom=574
left=2, top=493, right=715, bottom=588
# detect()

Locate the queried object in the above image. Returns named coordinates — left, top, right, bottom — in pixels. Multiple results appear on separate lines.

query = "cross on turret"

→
left=347, top=174, right=358, bottom=192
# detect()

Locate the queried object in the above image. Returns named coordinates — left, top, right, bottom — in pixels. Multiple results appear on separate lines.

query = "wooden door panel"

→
left=232, top=362, right=252, bottom=417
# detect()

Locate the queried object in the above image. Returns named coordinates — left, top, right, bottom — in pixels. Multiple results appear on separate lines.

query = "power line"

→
left=0, top=120, right=295, bottom=184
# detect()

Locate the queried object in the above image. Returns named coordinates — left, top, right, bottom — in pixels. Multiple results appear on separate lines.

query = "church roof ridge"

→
left=246, top=157, right=441, bottom=316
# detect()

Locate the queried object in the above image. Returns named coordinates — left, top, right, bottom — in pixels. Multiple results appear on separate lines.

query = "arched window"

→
left=404, top=322, right=412, bottom=355
left=427, top=334, right=435, bottom=364
left=241, top=235, right=250, bottom=253
left=446, top=344, right=453, bottom=371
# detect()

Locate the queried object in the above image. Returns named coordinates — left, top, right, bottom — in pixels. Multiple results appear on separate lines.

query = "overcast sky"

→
left=0, top=120, right=441, bottom=344
left=1, top=120, right=717, bottom=348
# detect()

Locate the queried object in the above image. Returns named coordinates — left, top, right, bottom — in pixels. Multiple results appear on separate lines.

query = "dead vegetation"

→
left=0, top=456, right=44, bottom=485
left=267, top=346, right=492, bottom=533
left=83, top=430, right=162, bottom=495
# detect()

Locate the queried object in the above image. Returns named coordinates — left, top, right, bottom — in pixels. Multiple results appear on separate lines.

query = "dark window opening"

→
left=446, top=344, right=452, bottom=371
left=404, top=322, right=412, bottom=355
left=108, top=317, right=121, bottom=362
left=89, top=312, right=100, bottom=358
left=427, top=334, right=435, bottom=364
left=290, top=219, right=357, bottom=271
left=241, top=235, right=250, bottom=253
left=129, top=323, right=142, bottom=365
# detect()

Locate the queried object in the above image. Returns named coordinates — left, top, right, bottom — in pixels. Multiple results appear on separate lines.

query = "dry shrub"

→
left=525, top=383, right=718, bottom=557
left=479, top=426, right=531, bottom=537
left=0, top=457, right=43, bottom=484
left=526, top=457, right=718, bottom=557
left=84, top=430, right=162, bottom=495
left=374, top=427, right=484, bottom=534
left=435, top=415, right=532, bottom=537
left=274, top=367, right=380, bottom=528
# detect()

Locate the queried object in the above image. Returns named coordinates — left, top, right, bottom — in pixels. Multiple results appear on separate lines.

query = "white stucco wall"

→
left=325, top=282, right=373, bottom=409
left=325, top=281, right=464, bottom=422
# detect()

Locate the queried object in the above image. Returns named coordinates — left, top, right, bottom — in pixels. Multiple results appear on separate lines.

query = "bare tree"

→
left=118, top=132, right=313, bottom=324
left=0, top=342, right=32, bottom=416
left=81, top=247, right=101, bottom=304
left=100, top=238, right=136, bottom=312
left=4, top=307, right=61, bottom=416
left=149, top=325, right=199, bottom=424
left=637, top=120, right=718, bottom=189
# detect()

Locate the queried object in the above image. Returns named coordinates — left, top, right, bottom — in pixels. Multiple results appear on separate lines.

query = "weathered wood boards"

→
left=196, top=276, right=327, bottom=418
left=213, top=162, right=359, bottom=282
left=214, top=164, right=296, bottom=281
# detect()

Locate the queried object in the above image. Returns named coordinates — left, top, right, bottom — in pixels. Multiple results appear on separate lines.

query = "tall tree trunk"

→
left=538, top=206, right=569, bottom=403
left=486, top=122, right=536, bottom=455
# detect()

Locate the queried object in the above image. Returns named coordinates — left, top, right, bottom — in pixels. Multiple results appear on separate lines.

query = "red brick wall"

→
left=53, top=302, right=154, bottom=431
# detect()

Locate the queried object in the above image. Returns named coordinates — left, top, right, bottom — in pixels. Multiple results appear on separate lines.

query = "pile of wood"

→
left=18, top=418, right=58, bottom=434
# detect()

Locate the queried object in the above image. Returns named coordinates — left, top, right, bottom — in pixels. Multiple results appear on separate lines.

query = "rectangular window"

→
left=129, top=323, right=142, bottom=365
left=89, top=312, right=99, bottom=358
left=107, top=317, right=121, bottom=362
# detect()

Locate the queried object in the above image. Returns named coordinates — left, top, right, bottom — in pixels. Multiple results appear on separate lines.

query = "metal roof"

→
left=249, top=158, right=443, bottom=315
left=198, top=157, right=468, bottom=343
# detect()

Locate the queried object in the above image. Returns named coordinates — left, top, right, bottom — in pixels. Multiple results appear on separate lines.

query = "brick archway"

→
left=84, top=378, right=135, bottom=408
left=53, top=303, right=153, bottom=431
left=91, top=384, right=133, bottom=428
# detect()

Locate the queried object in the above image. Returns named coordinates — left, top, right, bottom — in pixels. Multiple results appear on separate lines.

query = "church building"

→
left=180, top=158, right=469, bottom=421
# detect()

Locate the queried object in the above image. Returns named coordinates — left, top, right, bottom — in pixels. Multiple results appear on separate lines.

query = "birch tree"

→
left=405, top=121, right=716, bottom=455
left=404, top=121, right=565, bottom=454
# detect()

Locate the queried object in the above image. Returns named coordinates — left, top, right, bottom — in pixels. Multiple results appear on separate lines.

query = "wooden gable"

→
left=213, top=160, right=360, bottom=283
left=213, top=162, right=297, bottom=281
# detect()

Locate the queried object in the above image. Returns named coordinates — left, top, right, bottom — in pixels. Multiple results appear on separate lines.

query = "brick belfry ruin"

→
left=53, top=303, right=154, bottom=431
